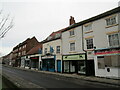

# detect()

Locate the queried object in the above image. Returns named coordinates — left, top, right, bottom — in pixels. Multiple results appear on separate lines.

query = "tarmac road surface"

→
left=2, top=66, right=119, bottom=89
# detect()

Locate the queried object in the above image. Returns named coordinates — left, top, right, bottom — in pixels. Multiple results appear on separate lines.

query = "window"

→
left=18, top=52, right=21, bottom=56
left=47, top=36, right=52, bottom=40
left=97, top=55, right=120, bottom=69
left=19, top=47, right=21, bottom=50
left=84, top=24, right=92, bottom=31
left=56, top=46, right=60, bottom=53
left=55, top=33, right=61, bottom=38
left=86, top=38, right=93, bottom=49
left=70, top=43, right=75, bottom=51
left=106, top=16, right=117, bottom=26
left=44, top=48, right=47, bottom=54
left=69, top=30, right=75, bottom=36
left=97, top=56, right=105, bottom=69
left=108, top=33, right=119, bottom=47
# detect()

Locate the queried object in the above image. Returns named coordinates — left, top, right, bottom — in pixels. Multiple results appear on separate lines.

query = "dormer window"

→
left=55, top=33, right=61, bottom=38
left=47, top=36, right=52, bottom=40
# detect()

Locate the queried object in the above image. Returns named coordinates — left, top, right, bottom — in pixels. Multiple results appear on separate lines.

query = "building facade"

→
left=12, top=36, right=39, bottom=67
left=42, top=29, right=65, bottom=72
left=62, top=16, right=94, bottom=75
left=62, top=7, right=120, bottom=78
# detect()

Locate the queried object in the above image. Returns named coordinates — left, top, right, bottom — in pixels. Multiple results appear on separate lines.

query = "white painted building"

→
left=42, top=29, right=65, bottom=72
left=62, top=7, right=120, bottom=78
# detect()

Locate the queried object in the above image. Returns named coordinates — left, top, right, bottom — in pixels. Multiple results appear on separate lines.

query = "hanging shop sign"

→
left=63, top=54, right=85, bottom=60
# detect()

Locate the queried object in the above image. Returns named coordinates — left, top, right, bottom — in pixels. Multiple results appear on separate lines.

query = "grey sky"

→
left=0, top=0, right=119, bottom=56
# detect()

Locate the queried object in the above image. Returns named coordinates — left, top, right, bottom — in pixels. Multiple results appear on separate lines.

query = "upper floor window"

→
left=69, top=30, right=75, bottom=36
left=84, top=24, right=92, bottom=31
left=108, top=33, right=119, bottom=47
left=106, top=16, right=117, bottom=26
left=47, top=36, right=52, bottom=40
left=44, top=48, right=47, bottom=54
left=86, top=38, right=93, bottom=49
left=56, top=46, right=60, bottom=53
left=55, top=33, right=61, bottom=38
left=19, top=47, right=21, bottom=50
left=70, top=42, right=75, bottom=51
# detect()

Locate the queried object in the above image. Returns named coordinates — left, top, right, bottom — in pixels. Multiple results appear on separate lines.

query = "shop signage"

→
left=63, top=54, right=85, bottom=60
left=42, top=56, right=54, bottom=59
left=95, top=50, right=120, bottom=55
left=30, top=56, right=39, bottom=60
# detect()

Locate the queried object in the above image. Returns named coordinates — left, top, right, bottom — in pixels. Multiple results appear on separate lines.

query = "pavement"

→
left=2, top=65, right=120, bottom=87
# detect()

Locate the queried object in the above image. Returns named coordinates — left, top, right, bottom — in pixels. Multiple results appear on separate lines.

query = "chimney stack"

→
left=69, top=16, right=75, bottom=25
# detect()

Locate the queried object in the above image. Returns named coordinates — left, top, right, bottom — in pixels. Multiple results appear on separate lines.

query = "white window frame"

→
left=56, top=46, right=60, bottom=53
left=44, top=48, right=47, bottom=54
left=70, top=42, right=75, bottom=51
left=108, top=33, right=119, bottom=47
left=69, top=30, right=75, bottom=36
left=106, top=15, right=117, bottom=26
left=86, top=38, right=94, bottom=49
left=84, top=24, right=92, bottom=31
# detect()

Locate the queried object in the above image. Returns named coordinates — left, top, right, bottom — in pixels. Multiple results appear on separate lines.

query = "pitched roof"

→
left=63, top=6, right=120, bottom=32
left=13, top=36, right=38, bottom=50
left=43, top=28, right=66, bottom=43
left=27, top=42, right=42, bottom=55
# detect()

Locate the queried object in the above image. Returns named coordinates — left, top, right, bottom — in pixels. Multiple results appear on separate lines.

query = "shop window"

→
left=64, top=61, right=69, bottom=72
left=78, top=61, right=86, bottom=74
left=49, top=60, right=55, bottom=69
left=111, top=55, right=120, bottom=67
left=108, top=33, right=119, bottom=47
left=104, top=56, right=112, bottom=67
left=86, top=38, right=93, bottom=49
left=97, top=56, right=105, bottom=69
left=97, top=55, right=120, bottom=69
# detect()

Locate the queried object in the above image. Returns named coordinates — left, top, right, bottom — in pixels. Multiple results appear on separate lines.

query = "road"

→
left=2, top=66, right=119, bottom=89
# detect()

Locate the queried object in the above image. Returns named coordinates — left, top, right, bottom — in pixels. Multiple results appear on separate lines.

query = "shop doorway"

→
left=57, top=60, right=61, bottom=72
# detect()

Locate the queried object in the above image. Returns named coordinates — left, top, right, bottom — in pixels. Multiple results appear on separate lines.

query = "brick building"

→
left=12, top=36, right=39, bottom=67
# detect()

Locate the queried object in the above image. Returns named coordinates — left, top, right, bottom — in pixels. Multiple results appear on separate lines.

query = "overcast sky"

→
left=0, top=0, right=119, bottom=56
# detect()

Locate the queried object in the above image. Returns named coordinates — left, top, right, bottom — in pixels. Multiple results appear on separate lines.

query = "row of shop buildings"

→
left=2, top=6, right=120, bottom=79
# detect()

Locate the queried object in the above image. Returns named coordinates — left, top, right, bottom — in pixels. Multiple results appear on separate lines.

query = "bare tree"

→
left=0, top=10, right=14, bottom=39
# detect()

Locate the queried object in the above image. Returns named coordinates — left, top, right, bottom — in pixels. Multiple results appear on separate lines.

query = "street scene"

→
left=2, top=65, right=120, bottom=89
left=0, top=0, right=120, bottom=89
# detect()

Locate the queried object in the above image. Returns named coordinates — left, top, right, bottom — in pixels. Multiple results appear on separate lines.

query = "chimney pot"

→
left=69, top=16, right=75, bottom=25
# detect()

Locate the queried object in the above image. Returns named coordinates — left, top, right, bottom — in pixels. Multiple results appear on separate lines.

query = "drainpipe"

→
left=81, top=25, right=88, bottom=76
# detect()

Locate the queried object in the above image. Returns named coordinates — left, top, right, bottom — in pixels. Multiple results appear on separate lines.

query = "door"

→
left=57, top=60, right=61, bottom=72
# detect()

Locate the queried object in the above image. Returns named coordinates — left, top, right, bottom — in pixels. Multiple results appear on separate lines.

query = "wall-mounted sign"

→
left=42, top=56, right=54, bottom=59
left=63, top=54, right=85, bottom=60
left=30, top=56, right=39, bottom=60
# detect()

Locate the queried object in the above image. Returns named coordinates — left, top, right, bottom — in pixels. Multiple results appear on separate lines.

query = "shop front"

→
left=94, top=47, right=120, bottom=79
left=62, top=53, right=86, bottom=75
left=41, top=55, right=56, bottom=72
left=30, top=56, right=39, bottom=70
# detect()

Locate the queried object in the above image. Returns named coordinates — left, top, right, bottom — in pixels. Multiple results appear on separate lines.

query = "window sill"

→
left=69, top=51, right=77, bottom=53
left=84, top=30, right=93, bottom=34
left=69, top=35, right=75, bottom=38
left=105, top=24, right=118, bottom=28
left=85, top=49, right=94, bottom=51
